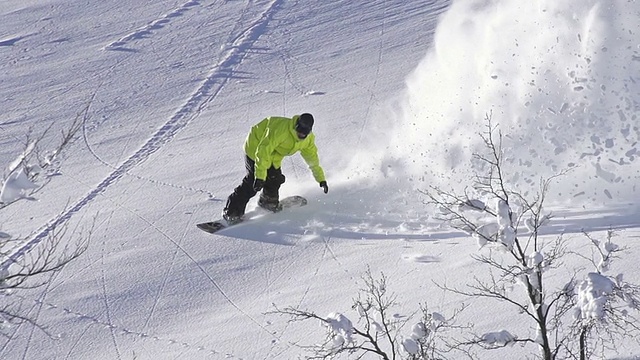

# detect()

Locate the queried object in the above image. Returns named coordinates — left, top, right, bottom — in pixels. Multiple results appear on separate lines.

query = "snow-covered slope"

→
left=1, top=0, right=639, bottom=359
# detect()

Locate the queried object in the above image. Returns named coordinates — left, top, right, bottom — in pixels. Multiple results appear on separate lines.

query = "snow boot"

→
left=222, top=211, right=243, bottom=225
left=258, top=194, right=282, bottom=212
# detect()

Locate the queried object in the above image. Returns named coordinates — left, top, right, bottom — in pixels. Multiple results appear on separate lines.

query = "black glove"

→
left=253, top=178, right=265, bottom=192
left=319, top=181, right=328, bottom=194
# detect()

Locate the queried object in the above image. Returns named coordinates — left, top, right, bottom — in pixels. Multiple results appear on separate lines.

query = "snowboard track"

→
left=4, top=293, right=229, bottom=357
left=103, top=0, right=201, bottom=51
left=2, top=0, right=285, bottom=269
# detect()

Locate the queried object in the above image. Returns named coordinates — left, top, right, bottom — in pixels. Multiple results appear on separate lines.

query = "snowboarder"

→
left=222, top=113, right=328, bottom=224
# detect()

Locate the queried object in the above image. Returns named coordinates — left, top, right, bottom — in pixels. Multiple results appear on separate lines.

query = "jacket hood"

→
left=290, top=115, right=302, bottom=139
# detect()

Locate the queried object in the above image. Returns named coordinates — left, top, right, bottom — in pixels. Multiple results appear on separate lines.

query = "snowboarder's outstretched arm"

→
left=300, top=134, right=327, bottom=193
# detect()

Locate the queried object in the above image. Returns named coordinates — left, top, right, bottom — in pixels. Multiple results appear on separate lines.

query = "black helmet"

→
left=295, top=113, right=314, bottom=137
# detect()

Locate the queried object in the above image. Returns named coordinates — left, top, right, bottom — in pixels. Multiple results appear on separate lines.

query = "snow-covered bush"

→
left=0, top=107, right=83, bottom=208
left=425, top=117, right=640, bottom=359
left=272, top=270, right=467, bottom=359
left=0, top=104, right=90, bottom=338
left=569, top=231, right=640, bottom=359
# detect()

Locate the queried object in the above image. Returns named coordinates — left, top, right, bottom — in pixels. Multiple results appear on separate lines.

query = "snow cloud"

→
left=383, top=0, right=640, bottom=206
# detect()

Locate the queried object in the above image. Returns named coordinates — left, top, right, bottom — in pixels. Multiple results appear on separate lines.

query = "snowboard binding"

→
left=257, top=195, right=282, bottom=212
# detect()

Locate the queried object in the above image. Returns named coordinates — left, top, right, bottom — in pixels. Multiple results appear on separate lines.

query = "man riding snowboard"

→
left=223, top=113, right=328, bottom=224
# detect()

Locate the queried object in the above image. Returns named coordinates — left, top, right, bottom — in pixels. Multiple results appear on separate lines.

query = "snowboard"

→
left=197, top=195, right=307, bottom=234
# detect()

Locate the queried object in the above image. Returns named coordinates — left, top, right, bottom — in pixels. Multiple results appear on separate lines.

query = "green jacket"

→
left=244, top=115, right=326, bottom=182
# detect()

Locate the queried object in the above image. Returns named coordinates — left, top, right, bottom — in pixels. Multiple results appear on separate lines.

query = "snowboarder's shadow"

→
left=213, top=206, right=450, bottom=244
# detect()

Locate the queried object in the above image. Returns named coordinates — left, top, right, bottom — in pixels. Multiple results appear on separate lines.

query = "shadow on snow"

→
left=210, top=199, right=640, bottom=246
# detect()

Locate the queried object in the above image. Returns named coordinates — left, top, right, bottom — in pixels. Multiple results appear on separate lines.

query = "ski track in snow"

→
left=141, top=197, right=190, bottom=332
left=3, top=0, right=285, bottom=355
left=0, top=204, right=230, bottom=358
left=6, top=294, right=228, bottom=357
left=96, top=215, right=126, bottom=360
left=103, top=0, right=201, bottom=52
left=1, top=0, right=284, bottom=270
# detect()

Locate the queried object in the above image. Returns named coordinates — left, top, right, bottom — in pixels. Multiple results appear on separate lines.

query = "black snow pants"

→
left=223, top=155, right=285, bottom=217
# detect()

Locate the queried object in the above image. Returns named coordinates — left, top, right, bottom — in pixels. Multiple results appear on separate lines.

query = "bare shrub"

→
left=1, top=100, right=92, bottom=337
left=272, top=269, right=468, bottom=359
left=425, top=114, right=640, bottom=359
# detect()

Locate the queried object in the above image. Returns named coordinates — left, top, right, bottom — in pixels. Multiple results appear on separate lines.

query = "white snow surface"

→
left=1, top=0, right=640, bottom=359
